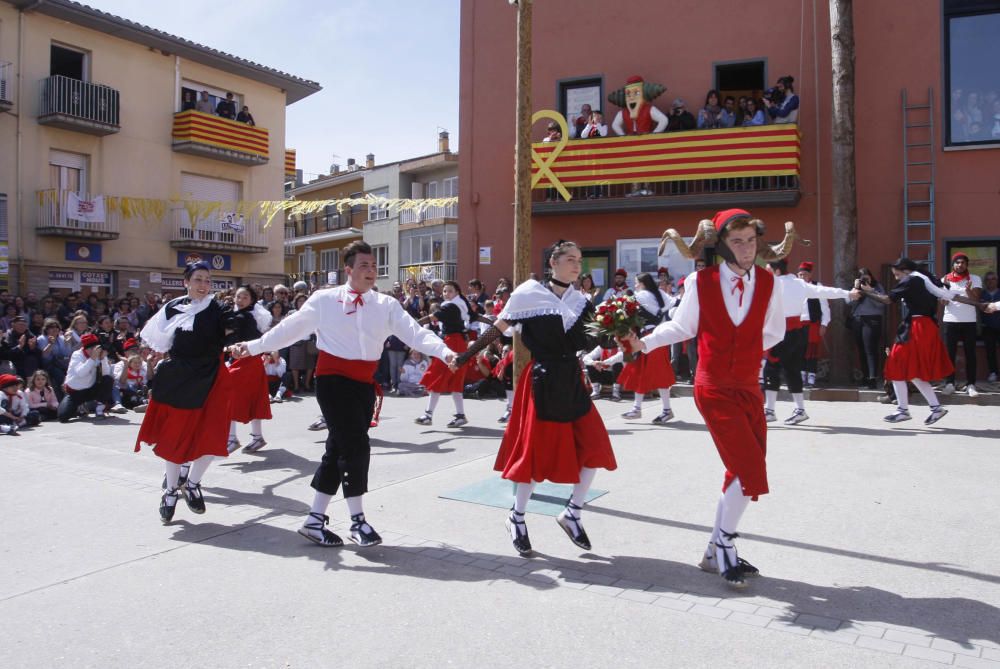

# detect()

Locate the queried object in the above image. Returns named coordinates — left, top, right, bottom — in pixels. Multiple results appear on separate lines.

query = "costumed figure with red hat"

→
left=57, top=331, right=113, bottom=422
left=621, top=209, right=807, bottom=588
left=794, top=261, right=829, bottom=388
left=452, top=240, right=618, bottom=556
left=111, top=337, right=149, bottom=411
left=229, top=241, right=457, bottom=549
left=602, top=267, right=630, bottom=302
left=601, top=272, right=679, bottom=423
left=858, top=257, right=965, bottom=425
left=224, top=285, right=275, bottom=455
left=609, top=75, right=668, bottom=196
left=762, top=258, right=860, bottom=425
left=940, top=251, right=983, bottom=396
left=136, top=261, right=234, bottom=525
left=414, top=281, right=489, bottom=429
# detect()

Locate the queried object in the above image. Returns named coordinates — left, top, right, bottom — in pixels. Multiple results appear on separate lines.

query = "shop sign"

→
left=81, top=270, right=112, bottom=286
left=177, top=251, right=231, bottom=271
left=49, top=270, right=76, bottom=283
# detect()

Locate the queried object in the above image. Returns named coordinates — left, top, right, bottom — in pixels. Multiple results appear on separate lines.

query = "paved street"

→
left=2, top=391, right=998, bottom=668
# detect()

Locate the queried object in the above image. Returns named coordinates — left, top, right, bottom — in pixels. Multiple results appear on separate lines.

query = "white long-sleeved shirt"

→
left=776, top=274, right=851, bottom=319
left=578, top=122, right=608, bottom=139
left=65, top=349, right=112, bottom=391
left=246, top=284, right=453, bottom=362
left=635, top=289, right=677, bottom=332
left=642, top=264, right=785, bottom=353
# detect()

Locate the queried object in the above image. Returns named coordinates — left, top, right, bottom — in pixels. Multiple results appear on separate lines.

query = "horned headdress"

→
left=657, top=208, right=810, bottom=263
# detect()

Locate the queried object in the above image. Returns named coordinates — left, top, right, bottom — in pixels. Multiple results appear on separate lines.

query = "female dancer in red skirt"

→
left=454, top=241, right=617, bottom=555
left=224, top=285, right=274, bottom=454
left=860, top=257, right=957, bottom=425
left=415, top=281, right=473, bottom=428
left=136, top=261, right=232, bottom=524
left=602, top=272, right=677, bottom=424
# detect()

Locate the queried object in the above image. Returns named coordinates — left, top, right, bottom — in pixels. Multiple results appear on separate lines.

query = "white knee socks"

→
left=164, top=462, right=182, bottom=492
left=309, top=491, right=333, bottom=517
left=250, top=419, right=262, bottom=439
left=632, top=394, right=643, bottom=410
left=505, top=389, right=514, bottom=409
left=186, top=455, right=214, bottom=486
left=571, top=468, right=596, bottom=508
left=713, top=477, right=751, bottom=570
left=792, top=393, right=804, bottom=410
left=764, top=389, right=777, bottom=411
left=346, top=495, right=364, bottom=517
left=228, top=421, right=238, bottom=440
left=912, top=378, right=939, bottom=407
left=452, top=392, right=465, bottom=415
left=425, top=392, right=441, bottom=415
left=892, top=380, right=910, bottom=411
left=659, top=389, right=671, bottom=411
left=513, top=481, right=537, bottom=514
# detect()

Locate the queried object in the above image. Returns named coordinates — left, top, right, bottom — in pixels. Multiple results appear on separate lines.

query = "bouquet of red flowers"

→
left=587, top=294, right=644, bottom=362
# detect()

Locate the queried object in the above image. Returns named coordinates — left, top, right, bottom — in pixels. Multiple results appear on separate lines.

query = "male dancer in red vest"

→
left=621, top=209, right=786, bottom=588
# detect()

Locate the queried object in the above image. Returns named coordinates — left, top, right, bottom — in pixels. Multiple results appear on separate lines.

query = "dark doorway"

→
left=51, top=44, right=86, bottom=80
left=715, top=60, right=766, bottom=101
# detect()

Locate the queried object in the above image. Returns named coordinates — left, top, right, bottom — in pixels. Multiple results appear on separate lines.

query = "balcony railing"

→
left=38, top=75, right=120, bottom=135
left=35, top=189, right=120, bottom=240
left=399, top=203, right=459, bottom=226
left=170, top=208, right=269, bottom=253
left=172, top=110, right=269, bottom=166
left=531, top=124, right=801, bottom=214
left=0, top=61, right=12, bottom=111
left=399, top=262, right=457, bottom=283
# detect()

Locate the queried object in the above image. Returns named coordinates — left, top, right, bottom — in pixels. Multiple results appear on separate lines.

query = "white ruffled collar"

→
left=499, top=279, right=588, bottom=331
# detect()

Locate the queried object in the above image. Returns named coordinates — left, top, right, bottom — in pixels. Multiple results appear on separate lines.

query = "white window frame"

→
left=443, top=176, right=458, bottom=197
left=373, top=244, right=389, bottom=278
left=319, top=248, right=340, bottom=274
left=180, top=79, right=241, bottom=114
left=615, top=237, right=694, bottom=284
left=367, top=187, right=389, bottom=221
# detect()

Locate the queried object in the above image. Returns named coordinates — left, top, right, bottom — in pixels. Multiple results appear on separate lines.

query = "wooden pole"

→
left=512, top=0, right=533, bottom=381
left=828, top=0, right=858, bottom=384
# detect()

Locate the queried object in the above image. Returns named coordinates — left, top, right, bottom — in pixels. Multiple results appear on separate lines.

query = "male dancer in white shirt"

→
left=230, top=241, right=456, bottom=547
left=763, top=259, right=859, bottom=424
left=621, top=209, right=787, bottom=588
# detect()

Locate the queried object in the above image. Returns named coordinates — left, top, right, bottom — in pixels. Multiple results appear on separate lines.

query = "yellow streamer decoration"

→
left=529, top=110, right=572, bottom=202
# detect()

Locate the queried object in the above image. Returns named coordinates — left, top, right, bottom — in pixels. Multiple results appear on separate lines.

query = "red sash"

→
left=315, top=351, right=378, bottom=383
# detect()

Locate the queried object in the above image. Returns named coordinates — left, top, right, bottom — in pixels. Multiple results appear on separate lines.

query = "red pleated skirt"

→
left=617, top=346, right=676, bottom=393
left=805, top=321, right=826, bottom=359
left=495, top=365, right=617, bottom=484
left=421, top=333, right=468, bottom=393
left=227, top=355, right=272, bottom=423
left=884, top=317, right=954, bottom=382
left=135, top=363, right=233, bottom=465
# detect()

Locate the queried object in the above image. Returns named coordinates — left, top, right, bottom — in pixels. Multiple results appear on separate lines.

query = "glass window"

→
left=319, top=249, right=340, bottom=274
left=373, top=244, right=389, bottom=277
left=944, top=4, right=1000, bottom=146
left=368, top=187, right=389, bottom=221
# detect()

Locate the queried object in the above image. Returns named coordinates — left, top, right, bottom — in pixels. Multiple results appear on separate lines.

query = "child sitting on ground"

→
left=1, top=374, right=37, bottom=434
left=263, top=351, right=289, bottom=402
left=397, top=349, right=429, bottom=397
left=27, top=370, right=59, bottom=422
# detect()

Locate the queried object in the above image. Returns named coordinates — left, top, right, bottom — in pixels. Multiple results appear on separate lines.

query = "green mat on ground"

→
left=438, top=478, right=608, bottom=516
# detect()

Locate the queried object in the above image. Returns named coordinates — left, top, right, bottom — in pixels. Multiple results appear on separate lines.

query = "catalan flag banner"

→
left=172, top=110, right=269, bottom=158
left=285, top=149, right=297, bottom=178
left=532, top=123, right=800, bottom=192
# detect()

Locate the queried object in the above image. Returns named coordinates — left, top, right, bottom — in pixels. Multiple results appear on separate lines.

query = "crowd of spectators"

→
left=181, top=89, right=256, bottom=126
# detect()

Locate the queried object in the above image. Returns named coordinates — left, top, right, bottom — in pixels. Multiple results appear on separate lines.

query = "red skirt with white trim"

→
left=421, top=333, right=468, bottom=393
left=135, top=363, right=233, bottom=465
left=494, top=366, right=617, bottom=484
left=227, top=355, right=272, bottom=423
left=884, top=317, right=954, bottom=382
left=617, top=346, right=676, bottom=394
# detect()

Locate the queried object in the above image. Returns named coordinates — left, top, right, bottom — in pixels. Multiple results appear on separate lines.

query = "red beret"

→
left=626, top=75, right=644, bottom=85
left=80, top=333, right=100, bottom=349
left=0, top=374, right=20, bottom=389
left=952, top=251, right=969, bottom=263
left=615, top=268, right=627, bottom=277
left=123, top=338, right=138, bottom=351
left=798, top=261, right=814, bottom=273
left=657, top=267, right=669, bottom=274
left=711, top=208, right=752, bottom=233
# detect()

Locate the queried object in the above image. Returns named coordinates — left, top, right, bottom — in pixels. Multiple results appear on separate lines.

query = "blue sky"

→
left=87, top=0, right=460, bottom=180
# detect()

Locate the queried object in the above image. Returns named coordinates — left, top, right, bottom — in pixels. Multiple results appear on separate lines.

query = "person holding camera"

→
left=667, top=98, right=696, bottom=132
left=765, top=76, right=800, bottom=124
left=58, top=333, right=113, bottom=422
left=850, top=268, right=886, bottom=389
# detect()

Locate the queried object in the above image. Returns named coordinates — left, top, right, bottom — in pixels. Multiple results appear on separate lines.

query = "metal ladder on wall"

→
left=901, top=88, right=937, bottom=274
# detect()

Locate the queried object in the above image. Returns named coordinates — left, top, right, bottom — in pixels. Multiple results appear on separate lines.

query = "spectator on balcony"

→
left=571, top=103, right=592, bottom=138
left=697, top=90, right=725, bottom=130
left=236, top=105, right=256, bottom=126
left=216, top=92, right=237, bottom=120
left=579, top=109, right=608, bottom=139
left=181, top=90, right=197, bottom=112
left=742, top=98, right=766, bottom=126
left=667, top=98, right=696, bottom=132
left=195, top=90, right=213, bottom=114
left=765, top=76, right=799, bottom=125
left=736, top=96, right=749, bottom=125
left=720, top=96, right=738, bottom=128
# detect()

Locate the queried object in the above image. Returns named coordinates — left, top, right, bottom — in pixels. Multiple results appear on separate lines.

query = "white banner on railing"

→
left=67, top=193, right=106, bottom=223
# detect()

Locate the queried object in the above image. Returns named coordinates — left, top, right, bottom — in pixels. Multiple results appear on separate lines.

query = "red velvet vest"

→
left=622, top=103, right=655, bottom=134
left=696, top=265, right=774, bottom=389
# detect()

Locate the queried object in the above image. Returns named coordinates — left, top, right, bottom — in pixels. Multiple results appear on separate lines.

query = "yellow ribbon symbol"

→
left=530, top=110, right=572, bottom=202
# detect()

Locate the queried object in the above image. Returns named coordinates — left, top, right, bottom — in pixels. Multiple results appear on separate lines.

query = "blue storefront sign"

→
left=177, top=251, right=231, bottom=272
left=66, top=242, right=102, bottom=263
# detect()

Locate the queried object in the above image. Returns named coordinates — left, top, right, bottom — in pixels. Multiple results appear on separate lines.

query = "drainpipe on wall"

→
left=15, top=1, right=46, bottom=292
